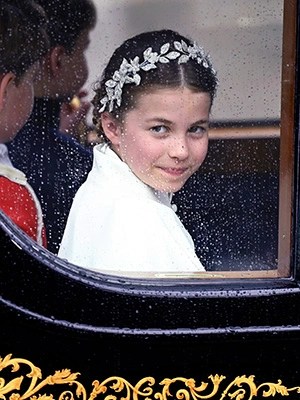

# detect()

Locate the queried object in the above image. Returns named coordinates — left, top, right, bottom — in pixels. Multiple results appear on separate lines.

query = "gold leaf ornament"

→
left=0, top=355, right=86, bottom=400
left=1, top=355, right=300, bottom=400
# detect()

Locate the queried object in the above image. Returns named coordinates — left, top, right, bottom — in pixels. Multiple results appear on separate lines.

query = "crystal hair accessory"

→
left=99, top=40, right=216, bottom=113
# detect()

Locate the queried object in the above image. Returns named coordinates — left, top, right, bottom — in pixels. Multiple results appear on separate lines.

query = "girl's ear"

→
left=0, top=72, right=15, bottom=112
left=101, top=112, right=122, bottom=145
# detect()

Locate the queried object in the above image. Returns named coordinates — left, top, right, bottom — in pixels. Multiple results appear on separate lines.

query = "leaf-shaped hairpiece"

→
left=99, top=40, right=216, bottom=113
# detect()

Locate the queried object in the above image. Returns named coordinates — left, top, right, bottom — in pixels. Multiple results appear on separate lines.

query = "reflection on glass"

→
left=174, top=130, right=280, bottom=272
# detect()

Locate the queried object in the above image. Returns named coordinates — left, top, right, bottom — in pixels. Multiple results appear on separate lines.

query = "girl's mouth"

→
left=159, top=167, right=188, bottom=176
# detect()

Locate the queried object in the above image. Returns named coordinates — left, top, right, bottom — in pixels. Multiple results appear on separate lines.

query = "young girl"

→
left=58, top=29, right=218, bottom=275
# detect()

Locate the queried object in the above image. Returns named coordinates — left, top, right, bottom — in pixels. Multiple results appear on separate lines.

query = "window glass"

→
left=3, top=0, right=295, bottom=280
left=66, top=0, right=292, bottom=278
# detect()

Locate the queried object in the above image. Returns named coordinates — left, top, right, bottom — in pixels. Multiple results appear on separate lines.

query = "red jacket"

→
left=0, top=164, right=47, bottom=247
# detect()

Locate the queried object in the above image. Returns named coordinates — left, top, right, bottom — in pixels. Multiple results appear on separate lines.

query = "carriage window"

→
left=2, top=0, right=296, bottom=280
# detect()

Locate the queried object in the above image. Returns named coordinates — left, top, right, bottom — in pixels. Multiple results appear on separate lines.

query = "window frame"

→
left=0, top=0, right=299, bottom=286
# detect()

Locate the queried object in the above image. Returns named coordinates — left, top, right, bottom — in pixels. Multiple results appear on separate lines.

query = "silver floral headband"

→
left=99, top=40, right=216, bottom=113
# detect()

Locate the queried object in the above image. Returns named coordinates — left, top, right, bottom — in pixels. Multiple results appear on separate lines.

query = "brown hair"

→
left=33, top=0, right=96, bottom=53
left=92, top=29, right=218, bottom=142
left=0, top=0, right=49, bottom=79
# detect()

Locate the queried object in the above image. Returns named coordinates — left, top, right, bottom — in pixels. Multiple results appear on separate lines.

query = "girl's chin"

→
left=147, top=180, right=186, bottom=193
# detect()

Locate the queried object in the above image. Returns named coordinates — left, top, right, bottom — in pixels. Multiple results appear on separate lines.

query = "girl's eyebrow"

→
left=144, top=118, right=210, bottom=125
left=192, top=119, right=210, bottom=125
left=144, top=117, right=174, bottom=125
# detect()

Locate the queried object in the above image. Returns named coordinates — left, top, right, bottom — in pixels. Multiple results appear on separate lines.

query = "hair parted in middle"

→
left=92, top=29, right=218, bottom=139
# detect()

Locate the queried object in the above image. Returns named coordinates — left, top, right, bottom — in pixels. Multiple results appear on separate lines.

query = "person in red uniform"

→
left=0, top=0, right=49, bottom=246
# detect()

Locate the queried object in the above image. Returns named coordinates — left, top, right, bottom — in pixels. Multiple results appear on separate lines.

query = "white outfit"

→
left=58, top=144, right=205, bottom=275
left=0, top=144, right=13, bottom=166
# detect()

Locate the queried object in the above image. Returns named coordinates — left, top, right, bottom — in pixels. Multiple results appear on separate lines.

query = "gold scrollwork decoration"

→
left=1, top=355, right=300, bottom=400
left=87, top=374, right=300, bottom=400
left=89, top=376, right=155, bottom=400
left=0, top=354, right=86, bottom=400
left=220, top=375, right=300, bottom=400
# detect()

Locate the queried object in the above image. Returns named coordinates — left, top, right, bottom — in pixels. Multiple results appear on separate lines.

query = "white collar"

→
left=0, top=144, right=27, bottom=185
left=0, top=144, right=13, bottom=167
left=93, top=143, right=172, bottom=207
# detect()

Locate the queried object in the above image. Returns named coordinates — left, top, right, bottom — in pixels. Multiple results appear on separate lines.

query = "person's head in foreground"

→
left=0, top=0, right=49, bottom=143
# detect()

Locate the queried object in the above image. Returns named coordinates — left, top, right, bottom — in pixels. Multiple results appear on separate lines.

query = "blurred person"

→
left=0, top=0, right=49, bottom=246
left=7, top=0, right=97, bottom=253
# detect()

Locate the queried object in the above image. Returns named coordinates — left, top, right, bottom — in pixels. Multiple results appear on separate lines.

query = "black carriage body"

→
left=2, top=214, right=300, bottom=400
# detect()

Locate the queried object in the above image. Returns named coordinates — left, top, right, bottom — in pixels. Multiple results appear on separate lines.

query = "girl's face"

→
left=106, top=87, right=211, bottom=193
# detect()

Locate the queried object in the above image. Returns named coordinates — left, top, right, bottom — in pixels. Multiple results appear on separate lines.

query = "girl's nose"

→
left=168, top=137, right=189, bottom=160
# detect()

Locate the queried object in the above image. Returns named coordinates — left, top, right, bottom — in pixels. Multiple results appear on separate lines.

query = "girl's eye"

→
left=150, top=125, right=168, bottom=134
left=189, top=125, right=208, bottom=135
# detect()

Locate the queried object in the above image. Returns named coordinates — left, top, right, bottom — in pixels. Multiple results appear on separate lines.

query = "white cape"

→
left=58, top=144, right=205, bottom=276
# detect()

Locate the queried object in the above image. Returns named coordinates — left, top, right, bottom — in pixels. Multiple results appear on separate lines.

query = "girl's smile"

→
left=159, top=167, right=189, bottom=176
left=104, top=87, right=211, bottom=193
